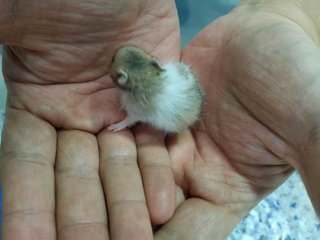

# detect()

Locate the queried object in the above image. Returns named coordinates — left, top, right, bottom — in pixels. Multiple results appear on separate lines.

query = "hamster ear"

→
left=117, top=69, right=128, bottom=85
left=151, top=60, right=163, bottom=71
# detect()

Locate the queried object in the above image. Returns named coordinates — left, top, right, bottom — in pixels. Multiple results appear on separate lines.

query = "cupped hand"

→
left=3, top=0, right=180, bottom=131
left=0, top=0, right=179, bottom=239
left=154, top=2, right=320, bottom=239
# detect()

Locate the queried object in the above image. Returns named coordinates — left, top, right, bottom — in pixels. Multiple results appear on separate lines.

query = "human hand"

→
left=2, top=0, right=319, bottom=239
left=0, top=0, right=179, bottom=239
left=151, top=1, right=320, bottom=238
left=2, top=0, right=180, bottom=130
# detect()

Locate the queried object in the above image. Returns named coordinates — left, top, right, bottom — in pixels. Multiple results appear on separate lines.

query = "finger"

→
left=0, top=109, right=56, bottom=240
left=155, top=199, right=241, bottom=240
left=133, top=125, right=175, bottom=224
left=152, top=185, right=187, bottom=232
left=98, top=129, right=153, bottom=240
left=55, top=130, right=108, bottom=240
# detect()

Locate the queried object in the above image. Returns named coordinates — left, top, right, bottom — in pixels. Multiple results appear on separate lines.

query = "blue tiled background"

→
left=0, top=184, right=2, bottom=239
left=0, top=112, right=2, bottom=239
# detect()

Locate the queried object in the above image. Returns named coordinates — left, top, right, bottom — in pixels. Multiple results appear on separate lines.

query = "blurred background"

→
left=176, top=0, right=238, bottom=46
left=0, top=46, right=5, bottom=110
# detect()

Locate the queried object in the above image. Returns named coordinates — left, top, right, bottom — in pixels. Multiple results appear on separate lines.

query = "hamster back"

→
left=142, top=62, right=204, bottom=132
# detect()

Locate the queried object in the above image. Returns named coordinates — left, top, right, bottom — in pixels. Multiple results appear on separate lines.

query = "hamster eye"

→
left=150, top=61, right=159, bottom=68
left=111, top=54, right=115, bottom=63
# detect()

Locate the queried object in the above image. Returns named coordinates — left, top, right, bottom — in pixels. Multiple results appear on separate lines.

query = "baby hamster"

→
left=108, top=45, right=203, bottom=133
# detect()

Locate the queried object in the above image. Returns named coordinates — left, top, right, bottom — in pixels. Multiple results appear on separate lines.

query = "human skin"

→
left=0, top=0, right=179, bottom=239
left=155, top=1, right=320, bottom=238
left=0, top=0, right=320, bottom=239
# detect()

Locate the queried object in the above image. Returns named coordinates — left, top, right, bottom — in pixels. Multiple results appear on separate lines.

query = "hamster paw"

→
left=108, top=117, right=137, bottom=132
left=108, top=122, right=128, bottom=132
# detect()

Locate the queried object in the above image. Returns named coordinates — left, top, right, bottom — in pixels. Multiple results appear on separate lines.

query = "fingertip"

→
left=143, top=167, right=176, bottom=224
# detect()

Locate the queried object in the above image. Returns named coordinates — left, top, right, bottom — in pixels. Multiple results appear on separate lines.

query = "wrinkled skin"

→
left=0, top=0, right=319, bottom=239
left=157, top=4, right=320, bottom=238
left=1, top=1, right=179, bottom=239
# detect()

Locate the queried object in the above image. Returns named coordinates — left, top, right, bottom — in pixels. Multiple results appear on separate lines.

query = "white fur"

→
left=108, top=63, right=203, bottom=133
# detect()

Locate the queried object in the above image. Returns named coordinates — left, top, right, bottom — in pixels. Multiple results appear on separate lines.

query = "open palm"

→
left=3, top=0, right=180, bottom=132
left=154, top=4, right=320, bottom=239
left=1, top=1, right=180, bottom=239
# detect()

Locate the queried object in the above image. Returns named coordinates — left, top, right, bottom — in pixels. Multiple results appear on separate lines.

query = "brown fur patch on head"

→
left=110, top=46, right=163, bottom=91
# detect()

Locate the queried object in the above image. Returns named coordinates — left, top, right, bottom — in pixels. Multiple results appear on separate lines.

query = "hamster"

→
left=108, top=45, right=203, bottom=133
